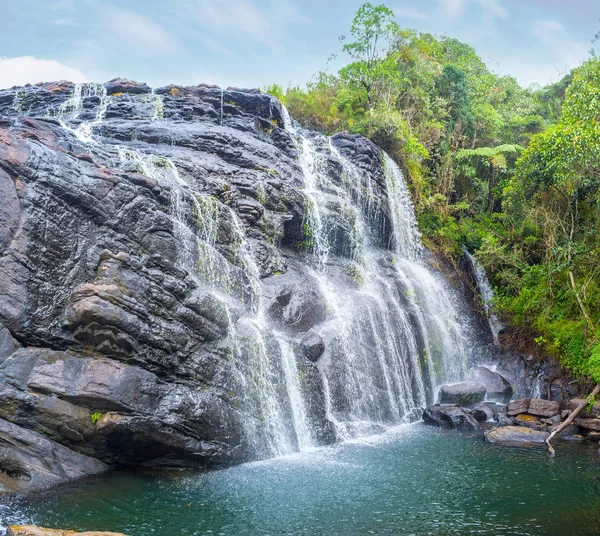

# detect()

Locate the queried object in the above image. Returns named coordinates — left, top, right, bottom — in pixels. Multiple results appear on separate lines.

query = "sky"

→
left=0, top=0, right=598, bottom=90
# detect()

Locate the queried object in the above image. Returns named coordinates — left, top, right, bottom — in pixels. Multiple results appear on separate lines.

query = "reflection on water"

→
left=2, top=425, right=600, bottom=536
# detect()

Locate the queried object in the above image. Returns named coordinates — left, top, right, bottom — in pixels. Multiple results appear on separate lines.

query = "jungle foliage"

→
left=266, top=3, right=600, bottom=382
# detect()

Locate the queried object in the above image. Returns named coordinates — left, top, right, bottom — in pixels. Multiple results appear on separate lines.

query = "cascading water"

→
left=47, top=84, right=479, bottom=460
left=281, top=109, right=471, bottom=435
left=464, top=248, right=505, bottom=345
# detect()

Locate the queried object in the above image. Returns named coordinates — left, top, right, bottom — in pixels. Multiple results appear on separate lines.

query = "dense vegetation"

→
left=266, top=3, right=600, bottom=383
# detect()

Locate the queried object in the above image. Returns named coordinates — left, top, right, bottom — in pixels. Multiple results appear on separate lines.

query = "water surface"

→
left=3, top=425, right=600, bottom=535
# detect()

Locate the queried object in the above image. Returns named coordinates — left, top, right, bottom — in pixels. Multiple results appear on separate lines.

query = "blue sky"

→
left=1, top=0, right=598, bottom=90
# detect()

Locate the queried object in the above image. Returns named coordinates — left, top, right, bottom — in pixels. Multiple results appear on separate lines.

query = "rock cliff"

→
left=0, top=78, right=487, bottom=493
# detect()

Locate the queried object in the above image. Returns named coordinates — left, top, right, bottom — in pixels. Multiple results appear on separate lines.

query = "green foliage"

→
left=265, top=3, right=600, bottom=381
left=91, top=412, right=102, bottom=425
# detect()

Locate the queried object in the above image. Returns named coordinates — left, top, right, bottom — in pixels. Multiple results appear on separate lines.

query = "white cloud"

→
left=435, top=0, right=507, bottom=19
left=436, top=0, right=469, bottom=18
left=0, top=56, right=88, bottom=89
left=532, top=20, right=588, bottom=75
left=105, top=7, right=178, bottom=52
left=183, top=0, right=307, bottom=50
left=394, top=7, right=428, bottom=21
left=475, top=0, right=508, bottom=19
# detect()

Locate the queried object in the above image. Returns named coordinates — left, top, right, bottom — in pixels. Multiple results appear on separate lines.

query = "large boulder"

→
left=507, top=398, right=559, bottom=419
left=0, top=418, right=108, bottom=494
left=468, top=402, right=498, bottom=422
left=439, top=382, right=486, bottom=406
left=484, top=426, right=549, bottom=445
left=422, top=405, right=480, bottom=430
left=468, top=366, right=512, bottom=403
left=528, top=398, right=560, bottom=418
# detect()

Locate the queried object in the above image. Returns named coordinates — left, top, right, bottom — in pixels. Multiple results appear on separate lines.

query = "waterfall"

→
left=464, top=248, right=505, bottom=345
left=49, top=87, right=478, bottom=460
left=282, top=107, right=471, bottom=436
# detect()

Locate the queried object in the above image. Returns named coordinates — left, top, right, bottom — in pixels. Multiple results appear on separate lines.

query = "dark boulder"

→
left=300, top=332, right=325, bottom=362
left=439, top=382, right=486, bottom=406
left=468, top=402, right=497, bottom=422
left=422, top=405, right=479, bottom=430
left=574, top=418, right=600, bottom=432
left=468, top=366, right=512, bottom=403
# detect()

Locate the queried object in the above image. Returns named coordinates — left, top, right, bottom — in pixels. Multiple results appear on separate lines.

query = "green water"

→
left=3, top=425, right=600, bottom=535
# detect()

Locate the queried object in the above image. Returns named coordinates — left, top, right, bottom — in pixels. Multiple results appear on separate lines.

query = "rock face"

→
left=422, top=405, right=480, bottom=430
left=507, top=398, right=559, bottom=418
left=484, top=426, right=549, bottom=445
left=468, top=366, right=512, bottom=403
left=7, top=527, right=127, bottom=536
left=0, top=417, right=108, bottom=493
left=0, top=79, right=491, bottom=491
left=439, top=382, right=486, bottom=406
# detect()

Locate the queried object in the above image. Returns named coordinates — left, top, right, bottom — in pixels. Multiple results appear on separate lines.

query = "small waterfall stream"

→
left=49, top=84, right=478, bottom=459
left=464, top=248, right=505, bottom=344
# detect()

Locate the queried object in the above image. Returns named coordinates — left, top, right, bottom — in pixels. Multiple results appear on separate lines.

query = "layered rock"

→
left=0, top=79, right=487, bottom=492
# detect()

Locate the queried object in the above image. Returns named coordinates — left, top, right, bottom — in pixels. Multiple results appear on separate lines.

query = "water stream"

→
left=47, top=84, right=477, bottom=457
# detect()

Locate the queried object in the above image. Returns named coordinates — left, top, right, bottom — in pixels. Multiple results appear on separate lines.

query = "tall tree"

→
left=338, top=3, right=400, bottom=110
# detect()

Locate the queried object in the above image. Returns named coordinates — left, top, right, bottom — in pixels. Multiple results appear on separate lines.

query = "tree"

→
left=456, top=144, right=523, bottom=211
left=338, top=3, right=400, bottom=109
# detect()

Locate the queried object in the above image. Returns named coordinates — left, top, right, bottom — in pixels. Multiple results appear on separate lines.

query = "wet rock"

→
left=549, top=423, right=583, bottom=437
left=468, top=366, right=512, bottom=403
left=422, top=405, right=479, bottom=430
left=0, top=418, right=108, bottom=494
left=507, top=398, right=529, bottom=416
left=439, top=382, right=486, bottom=406
left=495, top=411, right=513, bottom=426
left=513, top=414, right=543, bottom=430
left=484, top=426, right=549, bottom=445
left=574, top=418, right=600, bottom=432
left=528, top=398, right=560, bottom=418
left=7, top=526, right=127, bottom=536
left=0, top=323, right=19, bottom=358
left=265, top=274, right=328, bottom=333
left=300, top=332, right=325, bottom=362
left=586, top=431, right=600, bottom=442
left=468, top=402, right=497, bottom=422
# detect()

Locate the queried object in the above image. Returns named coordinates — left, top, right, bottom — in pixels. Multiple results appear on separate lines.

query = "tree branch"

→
left=546, top=384, right=600, bottom=456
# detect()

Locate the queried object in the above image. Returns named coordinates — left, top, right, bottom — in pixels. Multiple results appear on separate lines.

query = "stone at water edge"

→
left=422, top=405, right=480, bottom=430
left=439, top=382, right=486, bottom=406
left=468, top=366, right=512, bottom=403
left=574, top=418, right=600, bottom=432
left=513, top=413, right=543, bottom=430
left=0, top=418, right=108, bottom=494
left=468, top=402, right=498, bottom=422
left=7, top=526, right=127, bottom=536
left=484, top=426, right=549, bottom=445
